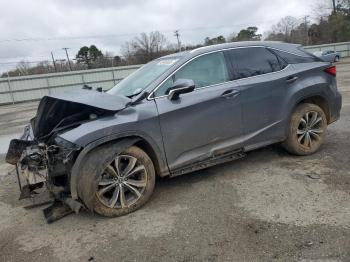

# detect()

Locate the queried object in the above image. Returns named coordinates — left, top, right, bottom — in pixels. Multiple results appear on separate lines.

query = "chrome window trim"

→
left=147, top=45, right=298, bottom=100
left=150, top=64, right=291, bottom=100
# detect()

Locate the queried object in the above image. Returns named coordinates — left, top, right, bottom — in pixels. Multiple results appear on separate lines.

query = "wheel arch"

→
left=282, top=99, right=328, bottom=156
left=295, top=95, right=330, bottom=124
left=70, top=133, right=169, bottom=200
left=133, top=139, right=164, bottom=178
left=281, top=92, right=331, bottom=141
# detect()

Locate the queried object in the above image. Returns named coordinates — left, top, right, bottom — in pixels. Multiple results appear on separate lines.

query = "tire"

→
left=282, top=103, right=327, bottom=156
left=334, top=56, right=340, bottom=62
left=78, top=145, right=155, bottom=217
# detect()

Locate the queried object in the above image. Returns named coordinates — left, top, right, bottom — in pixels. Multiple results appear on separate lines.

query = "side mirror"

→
left=167, top=79, right=195, bottom=100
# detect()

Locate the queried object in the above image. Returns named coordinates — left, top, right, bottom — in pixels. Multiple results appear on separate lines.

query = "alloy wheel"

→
left=297, top=111, right=324, bottom=148
left=96, top=155, right=147, bottom=209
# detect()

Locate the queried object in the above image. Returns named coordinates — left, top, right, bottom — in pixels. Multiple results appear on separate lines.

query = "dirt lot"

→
left=0, top=59, right=350, bottom=262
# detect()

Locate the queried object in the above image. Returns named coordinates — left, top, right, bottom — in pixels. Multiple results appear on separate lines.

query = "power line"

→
left=0, top=19, right=280, bottom=63
left=0, top=20, right=278, bottom=44
left=0, top=55, right=142, bottom=66
left=0, top=15, right=327, bottom=67
left=0, top=60, right=48, bottom=65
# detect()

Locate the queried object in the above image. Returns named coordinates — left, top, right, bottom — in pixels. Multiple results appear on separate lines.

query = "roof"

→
left=160, top=41, right=305, bottom=61
left=189, top=41, right=302, bottom=56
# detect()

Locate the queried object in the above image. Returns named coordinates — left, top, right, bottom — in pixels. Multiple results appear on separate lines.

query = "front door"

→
left=153, top=51, right=243, bottom=171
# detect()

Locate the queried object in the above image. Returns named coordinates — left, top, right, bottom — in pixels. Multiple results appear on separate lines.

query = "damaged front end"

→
left=5, top=89, right=130, bottom=223
left=7, top=132, right=82, bottom=222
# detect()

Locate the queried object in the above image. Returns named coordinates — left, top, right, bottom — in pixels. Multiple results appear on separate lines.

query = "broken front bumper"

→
left=6, top=123, right=47, bottom=196
left=5, top=125, right=83, bottom=222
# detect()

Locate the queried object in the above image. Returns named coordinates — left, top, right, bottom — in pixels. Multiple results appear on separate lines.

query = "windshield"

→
left=108, top=57, right=181, bottom=97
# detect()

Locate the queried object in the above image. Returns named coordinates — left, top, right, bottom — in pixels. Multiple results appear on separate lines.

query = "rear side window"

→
left=226, top=47, right=285, bottom=80
left=268, top=48, right=321, bottom=64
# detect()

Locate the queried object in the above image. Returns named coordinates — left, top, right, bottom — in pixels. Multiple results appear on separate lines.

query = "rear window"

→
left=225, top=47, right=286, bottom=80
left=268, top=48, right=321, bottom=64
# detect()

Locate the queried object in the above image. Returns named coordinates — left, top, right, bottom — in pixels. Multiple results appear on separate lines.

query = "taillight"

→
left=324, top=66, right=336, bottom=76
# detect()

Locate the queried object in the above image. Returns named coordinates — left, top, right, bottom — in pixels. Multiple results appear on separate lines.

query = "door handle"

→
left=221, top=89, right=240, bottom=98
left=286, top=76, right=298, bottom=83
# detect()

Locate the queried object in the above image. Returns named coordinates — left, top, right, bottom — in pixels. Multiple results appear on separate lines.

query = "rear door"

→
left=153, top=51, right=243, bottom=171
left=224, top=47, right=295, bottom=148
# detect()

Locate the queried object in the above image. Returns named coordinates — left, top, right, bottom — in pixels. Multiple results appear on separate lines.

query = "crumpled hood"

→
left=46, top=89, right=131, bottom=111
left=33, top=89, right=131, bottom=139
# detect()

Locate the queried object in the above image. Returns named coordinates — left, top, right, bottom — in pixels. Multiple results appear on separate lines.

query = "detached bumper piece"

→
left=19, top=182, right=44, bottom=200
left=7, top=139, right=83, bottom=223
left=43, top=196, right=83, bottom=224
left=6, top=139, right=35, bottom=165
left=15, top=165, right=83, bottom=223
left=43, top=201, right=74, bottom=224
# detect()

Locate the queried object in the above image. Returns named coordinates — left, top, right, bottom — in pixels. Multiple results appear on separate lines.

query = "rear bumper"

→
left=329, top=92, right=342, bottom=124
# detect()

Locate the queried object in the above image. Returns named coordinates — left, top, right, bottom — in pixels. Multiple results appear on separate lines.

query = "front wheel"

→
left=78, top=145, right=155, bottom=217
left=282, top=103, right=327, bottom=156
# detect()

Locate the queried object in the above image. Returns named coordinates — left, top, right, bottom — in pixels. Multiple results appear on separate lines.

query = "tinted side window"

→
left=226, top=47, right=283, bottom=80
left=269, top=48, right=320, bottom=64
left=271, top=50, right=288, bottom=69
left=154, top=51, right=229, bottom=96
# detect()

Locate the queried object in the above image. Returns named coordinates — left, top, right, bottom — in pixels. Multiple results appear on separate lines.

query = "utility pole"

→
left=332, top=0, right=336, bottom=13
left=62, top=47, right=72, bottom=71
left=6, top=71, right=15, bottom=104
left=51, top=51, right=57, bottom=72
left=304, top=16, right=310, bottom=46
left=174, top=30, right=181, bottom=52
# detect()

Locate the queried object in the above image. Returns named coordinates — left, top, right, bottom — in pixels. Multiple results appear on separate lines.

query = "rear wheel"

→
left=334, top=56, right=340, bottom=62
left=79, top=145, right=155, bottom=217
left=282, top=103, right=327, bottom=156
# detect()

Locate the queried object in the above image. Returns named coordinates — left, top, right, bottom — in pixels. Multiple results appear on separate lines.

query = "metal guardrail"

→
left=0, top=65, right=142, bottom=105
left=1, top=41, right=349, bottom=105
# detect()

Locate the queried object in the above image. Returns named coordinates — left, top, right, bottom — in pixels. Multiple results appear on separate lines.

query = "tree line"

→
left=2, top=0, right=350, bottom=77
left=265, top=1, right=350, bottom=45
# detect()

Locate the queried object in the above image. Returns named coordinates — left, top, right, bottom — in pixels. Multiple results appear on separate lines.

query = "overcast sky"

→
left=0, top=0, right=328, bottom=72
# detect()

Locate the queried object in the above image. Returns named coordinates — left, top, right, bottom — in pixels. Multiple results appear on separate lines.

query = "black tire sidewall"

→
left=78, top=145, right=156, bottom=217
left=282, top=103, right=327, bottom=156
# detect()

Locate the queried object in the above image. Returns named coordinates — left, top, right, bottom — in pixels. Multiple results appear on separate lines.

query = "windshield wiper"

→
left=127, top=92, right=142, bottom=98
left=127, top=92, right=149, bottom=106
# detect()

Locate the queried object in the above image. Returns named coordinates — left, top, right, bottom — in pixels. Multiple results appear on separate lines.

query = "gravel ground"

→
left=0, top=59, right=349, bottom=262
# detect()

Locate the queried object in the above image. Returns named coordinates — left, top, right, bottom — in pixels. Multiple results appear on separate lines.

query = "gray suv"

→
left=6, top=42, right=342, bottom=222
